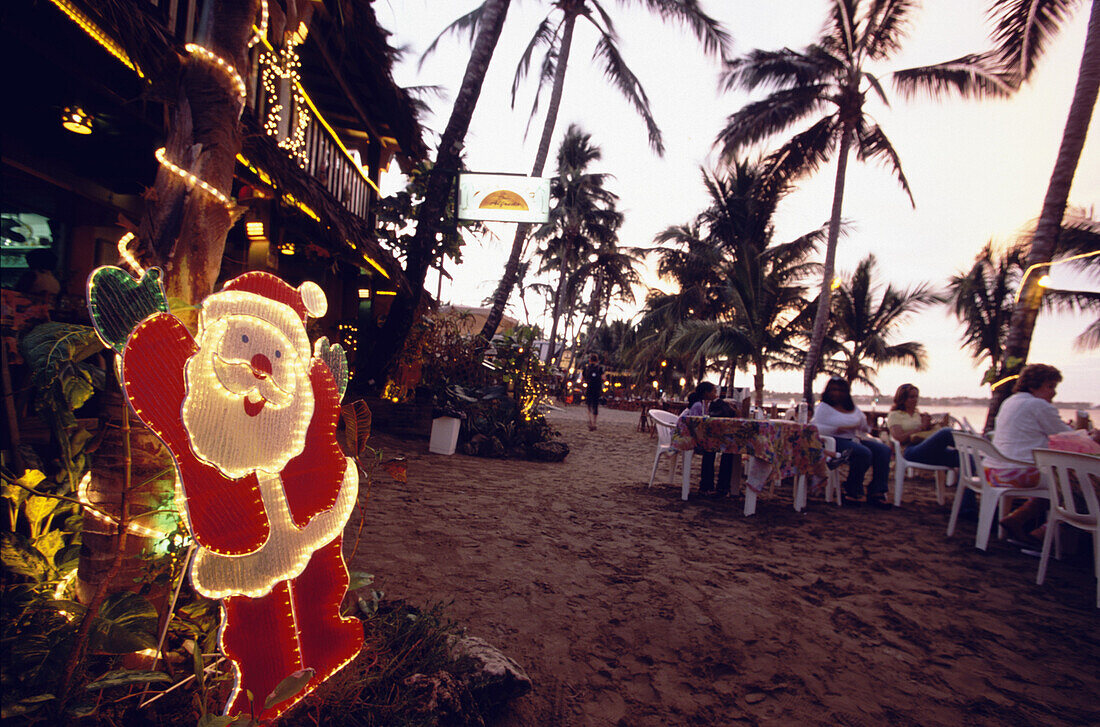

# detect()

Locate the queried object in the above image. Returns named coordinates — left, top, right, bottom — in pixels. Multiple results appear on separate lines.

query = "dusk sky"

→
left=376, top=0, right=1099, bottom=405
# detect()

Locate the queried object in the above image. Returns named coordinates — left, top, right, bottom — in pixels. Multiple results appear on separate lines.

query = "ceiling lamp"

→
left=62, top=107, right=93, bottom=135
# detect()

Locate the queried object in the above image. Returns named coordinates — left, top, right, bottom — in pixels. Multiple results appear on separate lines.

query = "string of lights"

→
left=117, top=232, right=146, bottom=276
left=155, top=147, right=234, bottom=210
left=185, top=43, right=248, bottom=104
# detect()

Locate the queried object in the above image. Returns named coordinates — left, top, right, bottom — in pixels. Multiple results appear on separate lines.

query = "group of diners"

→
left=678, top=365, right=1099, bottom=533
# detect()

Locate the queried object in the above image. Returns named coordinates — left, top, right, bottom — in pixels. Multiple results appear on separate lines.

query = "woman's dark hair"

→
left=1013, top=363, right=1062, bottom=394
left=820, top=376, right=855, bottom=412
left=687, top=381, right=717, bottom=405
left=891, top=383, right=919, bottom=411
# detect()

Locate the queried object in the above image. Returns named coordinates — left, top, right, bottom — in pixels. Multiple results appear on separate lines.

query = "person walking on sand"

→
left=583, top=353, right=605, bottom=431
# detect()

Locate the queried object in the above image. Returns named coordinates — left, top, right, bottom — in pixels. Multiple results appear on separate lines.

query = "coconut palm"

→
left=717, top=0, right=1014, bottom=405
left=827, top=253, right=946, bottom=392
left=659, top=162, right=825, bottom=404
left=532, top=124, right=623, bottom=362
left=364, top=0, right=511, bottom=385
left=463, top=0, right=731, bottom=344
left=949, top=217, right=1100, bottom=394
left=947, top=241, right=1026, bottom=384
left=969, top=0, right=1100, bottom=417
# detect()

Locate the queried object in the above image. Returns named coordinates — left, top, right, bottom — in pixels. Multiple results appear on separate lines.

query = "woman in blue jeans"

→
left=886, top=384, right=959, bottom=468
left=811, top=377, right=892, bottom=508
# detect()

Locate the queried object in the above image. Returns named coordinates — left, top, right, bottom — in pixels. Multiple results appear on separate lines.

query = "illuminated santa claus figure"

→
left=119, top=271, right=363, bottom=720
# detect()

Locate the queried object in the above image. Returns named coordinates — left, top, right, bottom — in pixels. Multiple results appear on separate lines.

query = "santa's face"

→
left=182, top=313, right=314, bottom=478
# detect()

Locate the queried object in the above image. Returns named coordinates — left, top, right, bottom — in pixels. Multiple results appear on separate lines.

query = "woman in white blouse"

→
left=812, top=377, right=892, bottom=508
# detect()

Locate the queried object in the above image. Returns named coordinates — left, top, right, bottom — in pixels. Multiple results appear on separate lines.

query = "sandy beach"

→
left=353, top=406, right=1099, bottom=727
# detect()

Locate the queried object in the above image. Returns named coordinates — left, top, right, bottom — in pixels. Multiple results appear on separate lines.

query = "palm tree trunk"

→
left=986, top=0, right=1100, bottom=424
left=479, top=13, right=577, bottom=346
left=544, top=238, right=571, bottom=363
left=142, top=0, right=255, bottom=325
left=361, top=0, right=511, bottom=386
left=753, top=355, right=766, bottom=406
left=802, top=123, right=853, bottom=405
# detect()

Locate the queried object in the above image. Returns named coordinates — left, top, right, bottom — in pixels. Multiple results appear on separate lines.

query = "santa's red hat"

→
left=201, top=272, right=327, bottom=362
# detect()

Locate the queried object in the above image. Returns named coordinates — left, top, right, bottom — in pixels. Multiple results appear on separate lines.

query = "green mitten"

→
left=87, top=266, right=170, bottom=353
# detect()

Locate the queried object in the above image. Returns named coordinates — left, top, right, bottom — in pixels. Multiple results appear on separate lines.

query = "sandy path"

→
left=352, top=405, right=1099, bottom=726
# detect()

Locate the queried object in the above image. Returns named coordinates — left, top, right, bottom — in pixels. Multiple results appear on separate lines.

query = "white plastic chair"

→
left=647, top=409, right=682, bottom=487
left=889, top=435, right=957, bottom=507
left=820, top=435, right=843, bottom=507
left=1033, top=449, right=1100, bottom=608
left=948, top=431, right=1050, bottom=550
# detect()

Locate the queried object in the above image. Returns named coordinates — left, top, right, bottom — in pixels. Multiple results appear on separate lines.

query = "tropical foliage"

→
left=532, top=124, right=623, bottom=363
left=640, top=159, right=826, bottom=404
left=826, top=253, right=947, bottom=391
left=717, top=0, right=1013, bottom=403
left=462, top=0, right=731, bottom=343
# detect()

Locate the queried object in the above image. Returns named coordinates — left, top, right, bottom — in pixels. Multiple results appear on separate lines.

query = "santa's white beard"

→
left=182, top=352, right=314, bottom=479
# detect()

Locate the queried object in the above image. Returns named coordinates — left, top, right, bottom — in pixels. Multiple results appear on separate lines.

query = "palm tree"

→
left=659, top=162, right=825, bottom=404
left=984, top=0, right=1100, bottom=417
left=362, top=0, right=511, bottom=386
left=827, top=253, right=946, bottom=392
left=716, top=0, right=1013, bottom=405
left=461, top=0, right=731, bottom=344
left=949, top=216, right=1100, bottom=395
left=947, top=241, right=1026, bottom=384
left=532, top=125, right=622, bottom=362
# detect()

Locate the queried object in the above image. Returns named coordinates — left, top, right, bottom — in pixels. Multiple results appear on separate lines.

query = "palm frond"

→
left=892, top=51, right=1017, bottom=99
left=591, top=35, right=665, bottom=154
left=853, top=123, right=914, bottom=207
left=715, top=85, right=832, bottom=158
left=862, top=0, right=920, bottom=60
left=419, top=3, right=486, bottom=68
left=632, top=0, right=733, bottom=60
left=511, top=18, right=559, bottom=107
left=989, top=0, right=1080, bottom=82
left=759, top=116, right=839, bottom=182
left=719, top=48, right=833, bottom=92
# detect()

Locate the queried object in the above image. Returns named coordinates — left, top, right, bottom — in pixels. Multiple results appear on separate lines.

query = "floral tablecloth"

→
left=672, top=416, right=826, bottom=492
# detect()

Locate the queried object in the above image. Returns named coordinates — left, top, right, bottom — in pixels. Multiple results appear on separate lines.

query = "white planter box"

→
left=429, top=416, right=461, bottom=455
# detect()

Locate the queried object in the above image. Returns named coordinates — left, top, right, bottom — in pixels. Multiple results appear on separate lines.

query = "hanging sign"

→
left=456, top=172, right=550, bottom=223
left=87, top=267, right=362, bottom=721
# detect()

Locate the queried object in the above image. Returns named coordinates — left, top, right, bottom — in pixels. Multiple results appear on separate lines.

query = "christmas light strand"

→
left=185, top=43, right=247, bottom=103
left=117, top=232, right=146, bottom=276
left=77, top=472, right=173, bottom=539
left=248, top=0, right=269, bottom=49
left=155, top=147, right=234, bottom=209
left=47, top=0, right=143, bottom=77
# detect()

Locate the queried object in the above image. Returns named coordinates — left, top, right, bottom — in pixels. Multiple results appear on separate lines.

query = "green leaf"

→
left=2, top=469, right=45, bottom=508
left=347, top=571, right=373, bottom=592
left=0, top=693, right=55, bottom=718
left=196, top=715, right=238, bottom=727
left=0, top=531, right=54, bottom=580
left=84, top=669, right=172, bottom=691
left=89, top=592, right=158, bottom=654
left=24, top=494, right=58, bottom=531
left=34, top=529, right=65, bottom=563
left=263, top=668, right=314, bottom=710
left=19, top=322, right=105, bottom=390
left=63, top=372, right=96, bottom=411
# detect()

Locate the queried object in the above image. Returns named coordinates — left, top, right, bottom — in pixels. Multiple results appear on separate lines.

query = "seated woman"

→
left=680, top=382, right=735, bottom=499
left=886, top=384, right=959, bottom=468
left=987, top=364, right=1087, bottom=542
left=811, top=377, right=892, bottom=509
